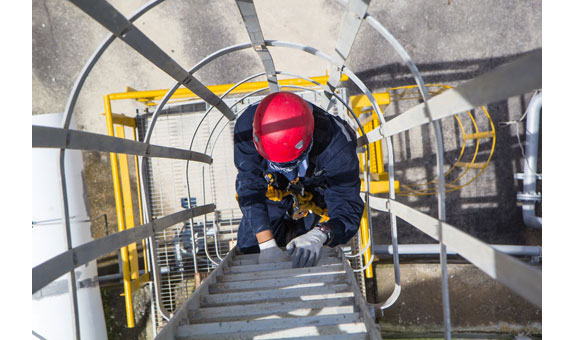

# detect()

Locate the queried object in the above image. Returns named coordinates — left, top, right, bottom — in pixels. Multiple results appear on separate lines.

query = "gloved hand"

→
left=258, top=238, right=290, bottom=264
left=286, top=227, right=327, bottom=268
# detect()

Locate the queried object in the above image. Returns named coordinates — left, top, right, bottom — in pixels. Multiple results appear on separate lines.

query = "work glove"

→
left=258, top=238, right=290, bottom=264
left=286, top=228, right=327, bottom=268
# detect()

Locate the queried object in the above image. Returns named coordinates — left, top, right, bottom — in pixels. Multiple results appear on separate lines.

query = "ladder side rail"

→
left=235, top=0, right=280, bottom=92
left=33, top=126, right=213, bottom=164
left=32, top=203, right=215, bottom=294
left=50, top=3, right=168, bottom=334
left=361, top=12, right=450, bottom=333
left=380, top=50, right=542, bottom=138
left=324, top=0, right=371, bottom=109
left=354, top=47, right=542, bottom=314
left=369, top=197, right=542, bottom=308
left=339, top=248, right=382, bottom=340
left=155, top=248, right=236, bottom=340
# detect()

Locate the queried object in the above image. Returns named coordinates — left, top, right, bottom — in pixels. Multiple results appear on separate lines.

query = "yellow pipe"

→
left=108, top=74, right=348, bottom=101
left=104, top=96, right=135, bottom=328
left=109, top=113, right=137, bottom=128
left=359, top=206, right=373, bottom=278
left=115, top=126, right=140, bottom=284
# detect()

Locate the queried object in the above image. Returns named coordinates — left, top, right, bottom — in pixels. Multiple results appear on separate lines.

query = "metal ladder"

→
left=156, top=247, right=382, bottom=339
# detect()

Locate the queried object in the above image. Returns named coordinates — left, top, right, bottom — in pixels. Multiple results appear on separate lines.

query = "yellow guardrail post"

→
left=104, top=95, right=135, bottom=328
left=132, top=126, right=149, bottom=274
left=359, top=206, right=373, bottom=278
left=115, top=125, right=140, bottom=287
left=351, top=92, right=392, bottom=279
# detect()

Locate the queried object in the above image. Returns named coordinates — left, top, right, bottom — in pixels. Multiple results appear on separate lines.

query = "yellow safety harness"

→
left=265, top=175, right=330, bottom=223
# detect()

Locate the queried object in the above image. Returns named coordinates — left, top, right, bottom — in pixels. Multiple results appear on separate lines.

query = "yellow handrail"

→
left=104, top=96, right=151, bottom=328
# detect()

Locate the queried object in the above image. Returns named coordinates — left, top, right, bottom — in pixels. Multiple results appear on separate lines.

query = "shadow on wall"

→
left=344, top=50, right=542, bottom=246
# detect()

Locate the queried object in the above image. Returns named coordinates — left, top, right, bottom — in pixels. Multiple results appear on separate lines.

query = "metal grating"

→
left=138, top=102, right=242, bottom=326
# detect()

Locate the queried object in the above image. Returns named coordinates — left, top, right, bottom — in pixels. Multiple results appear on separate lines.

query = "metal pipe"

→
left=521, top=93, right=542, bottom=229
left=374, top=244, right=542, bottom=258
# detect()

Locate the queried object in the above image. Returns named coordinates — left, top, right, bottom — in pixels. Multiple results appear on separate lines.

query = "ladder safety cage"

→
left=32, top=0, right=542, bottom=339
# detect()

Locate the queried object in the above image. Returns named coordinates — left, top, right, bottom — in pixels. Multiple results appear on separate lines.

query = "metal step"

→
left=230, top=250, right=337, bottom=266
left=176, top=313, right=363, bottom=338
left=176, top=323, right=369, bottom=339
left=156, top=246, right=381, bottom=340
left=223, top=257, right=341, bottom=274
left=208, top=273, right=348, bottom=293
left=232, top=248, right=338, bottom=262
left=189, top=298, right=356, bottom=323
left=201, top=284, right=353, bottom=307
left=218, top=263, right=345, bottom=282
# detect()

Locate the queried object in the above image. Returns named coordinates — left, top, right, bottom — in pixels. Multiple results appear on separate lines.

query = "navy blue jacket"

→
left=234, top=101, right=364, bottom=247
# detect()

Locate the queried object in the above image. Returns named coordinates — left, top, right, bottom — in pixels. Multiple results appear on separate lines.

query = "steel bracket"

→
left=517, top=192, right=542, bottom=202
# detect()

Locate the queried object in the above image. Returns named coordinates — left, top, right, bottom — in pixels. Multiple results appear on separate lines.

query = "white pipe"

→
left=32, top=113, right=107, bottom=340
left=522, top=93, right=542, bottom=229
left=374, top=244, right=542, bottom=258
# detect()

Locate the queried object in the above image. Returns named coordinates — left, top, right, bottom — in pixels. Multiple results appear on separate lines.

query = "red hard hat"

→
left=253, top=92, right=314, bottom=163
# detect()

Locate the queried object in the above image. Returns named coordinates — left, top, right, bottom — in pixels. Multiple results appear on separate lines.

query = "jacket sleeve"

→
left=234, top=107, right=271, bottom=236
left=322, top=137, right=364, bottom=247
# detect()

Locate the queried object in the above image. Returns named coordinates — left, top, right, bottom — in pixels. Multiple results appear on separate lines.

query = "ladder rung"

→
left=201, top=284, right=352, bottom=307
left=233, top=247, right=338, bottom=261
left=190, top=300, right=355, bottom=323
left=218, top=264, right=344, bottom=282
left=224, top=257, right=341, bottom=274
left=209, top=272, right=348, bottom=293
left=176, top=313, right=362, bottom=338
left=176, top=325, right=368, bottom=340
left=230, top=250, right=337, bottom=266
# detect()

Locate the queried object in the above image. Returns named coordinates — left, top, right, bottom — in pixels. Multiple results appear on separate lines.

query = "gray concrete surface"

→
left=376, top=263, right=541, bottom=336
left=32, top=0, right=542, bottom=337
